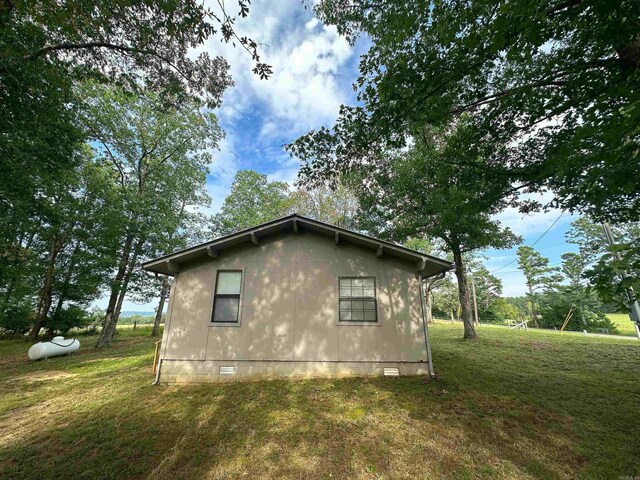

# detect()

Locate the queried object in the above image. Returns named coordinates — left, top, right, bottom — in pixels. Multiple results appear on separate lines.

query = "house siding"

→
left=158, top=230, right=429, bottom=382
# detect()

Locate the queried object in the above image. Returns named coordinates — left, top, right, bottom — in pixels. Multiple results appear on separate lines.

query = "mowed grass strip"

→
left=0, top=323, right=638, bottom=479
left=607, top=313, right=639, bottom=337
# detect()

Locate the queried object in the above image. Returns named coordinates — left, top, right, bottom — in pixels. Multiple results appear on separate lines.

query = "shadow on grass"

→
left=1, top=326, right=637, bottom=479
left=2, top=374, right=581, bottom=479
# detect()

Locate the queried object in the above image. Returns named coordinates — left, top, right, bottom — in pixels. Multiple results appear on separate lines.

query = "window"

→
left=212, top=271, right=242, bottom=323
left=339, top=277, right=377, bottom=322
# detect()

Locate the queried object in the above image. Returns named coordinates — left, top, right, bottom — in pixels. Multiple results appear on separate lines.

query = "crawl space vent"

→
left=383, top=367, right=400, bottom=377
left=219, top=366, right=235, bottom=375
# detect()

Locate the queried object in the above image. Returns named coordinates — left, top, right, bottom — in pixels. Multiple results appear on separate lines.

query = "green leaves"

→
left=291, top=0, right=640, bottom=223
left=211, top=171, right=294, bottom=236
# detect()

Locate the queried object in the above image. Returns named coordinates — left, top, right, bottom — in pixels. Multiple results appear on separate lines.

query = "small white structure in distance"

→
left=28, top=337, right=80, bottom=361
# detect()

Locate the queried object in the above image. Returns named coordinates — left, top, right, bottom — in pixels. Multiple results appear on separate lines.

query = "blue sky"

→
left=111, top=0, right=581, bottom=312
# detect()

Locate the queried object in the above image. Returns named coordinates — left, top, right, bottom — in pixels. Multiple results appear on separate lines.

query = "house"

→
left=142, top=214, right=453, bottom=383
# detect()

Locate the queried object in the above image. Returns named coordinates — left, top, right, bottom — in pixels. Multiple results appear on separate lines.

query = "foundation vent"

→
left=219, top=366, right=236, bottom=375
left=383, top=367, right=400, bottom=377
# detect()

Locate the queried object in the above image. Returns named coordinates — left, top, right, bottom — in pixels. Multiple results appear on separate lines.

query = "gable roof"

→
left=142, top=213, right=453, bottom=277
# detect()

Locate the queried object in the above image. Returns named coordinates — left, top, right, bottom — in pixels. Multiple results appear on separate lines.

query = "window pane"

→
left=338, top=277, right=377, bottom=322
left=213, top=297, right=239, bottom=322
left=216, top=271, right=241, bottom=295
left=351, top=286, right=364, bottom=297
left=364, top=311, right=377, bottom=321
left=339, top=300, right=351, bottom=311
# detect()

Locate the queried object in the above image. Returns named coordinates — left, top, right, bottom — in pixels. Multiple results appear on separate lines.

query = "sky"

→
left=108, top=0, right=581, bottom=312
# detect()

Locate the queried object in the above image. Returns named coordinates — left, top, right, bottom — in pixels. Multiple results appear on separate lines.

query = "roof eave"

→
left=142, top=214, right=453, bottom=276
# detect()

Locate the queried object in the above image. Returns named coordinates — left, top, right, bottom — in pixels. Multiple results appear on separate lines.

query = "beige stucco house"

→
left=143, top=214, right=452, bottom=383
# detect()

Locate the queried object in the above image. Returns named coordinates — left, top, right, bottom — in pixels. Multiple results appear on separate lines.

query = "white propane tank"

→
left=28, top=336, right=80, bottom=361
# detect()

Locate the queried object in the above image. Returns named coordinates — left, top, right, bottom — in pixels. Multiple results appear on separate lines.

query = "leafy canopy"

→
left=289, top=0, right=640, bottom=222
left=353, top=121, right=521, bottom=255
left=211, top=171, right=294, bottom=237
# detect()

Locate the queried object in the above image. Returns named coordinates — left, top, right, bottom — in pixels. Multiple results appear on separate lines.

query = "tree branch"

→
left=452, top=80, right=567, bottom=114
left=25, top=42, right=193, bottom=84
left=27, top=42, right=138, bottom=61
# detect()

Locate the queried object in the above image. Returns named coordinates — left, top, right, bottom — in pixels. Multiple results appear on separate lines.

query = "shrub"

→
left=48, top=306, right=92, bottom=335
left=0, top=304, right=33, bottom=338
left=478, top=298, right=520, bottom=324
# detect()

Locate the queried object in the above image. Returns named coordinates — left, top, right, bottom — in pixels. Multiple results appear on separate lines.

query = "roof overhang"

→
left=142, top=214, right=453, bottom=277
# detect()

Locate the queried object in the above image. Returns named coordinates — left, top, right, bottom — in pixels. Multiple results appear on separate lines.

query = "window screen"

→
left=339, top=277, right=377, bottom=322
left=212, top=271, right=242, bottom=323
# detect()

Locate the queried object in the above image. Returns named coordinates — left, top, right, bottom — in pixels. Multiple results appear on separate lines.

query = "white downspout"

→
left=152, top=359, right=163, bottom=385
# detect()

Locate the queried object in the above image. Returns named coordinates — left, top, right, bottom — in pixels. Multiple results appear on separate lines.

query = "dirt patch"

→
left=14, top=371, right=76, bottom=383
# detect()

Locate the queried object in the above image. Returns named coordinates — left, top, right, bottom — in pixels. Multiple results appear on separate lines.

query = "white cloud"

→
left=206, top=0, right=355, bottom=133
left=493, top=191, right=575, bottom=237
left=196, top=0, right=361, bottom=215
left=204, top=133, right=242, bottom=215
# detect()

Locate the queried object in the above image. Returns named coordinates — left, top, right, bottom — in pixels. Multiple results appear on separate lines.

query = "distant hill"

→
left=119, top=311, right=155, bottom=318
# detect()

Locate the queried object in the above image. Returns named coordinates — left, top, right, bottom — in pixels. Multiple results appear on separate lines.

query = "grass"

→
left=0, top=323, right=638, bottom=479
left=607, top=313, right=638, bottom=337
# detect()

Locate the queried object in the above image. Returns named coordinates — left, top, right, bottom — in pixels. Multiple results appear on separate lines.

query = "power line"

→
left=490, top=210, right=565, bottom=273
left=494, top=261, right=563, bottom=275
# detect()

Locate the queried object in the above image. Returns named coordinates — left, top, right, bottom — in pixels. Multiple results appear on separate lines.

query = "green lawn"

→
left=608, top=313, right=639, bottom=337
left=0, top=323, right=638, bottom=479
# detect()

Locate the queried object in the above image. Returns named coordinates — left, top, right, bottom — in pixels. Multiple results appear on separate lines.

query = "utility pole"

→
left=471, top=277, right=479, bottom=326
left=602, top=222, right=640, bottom=339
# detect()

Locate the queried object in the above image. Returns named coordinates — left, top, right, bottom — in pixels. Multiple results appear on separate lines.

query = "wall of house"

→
left=158, top=231, right=429, bottom=382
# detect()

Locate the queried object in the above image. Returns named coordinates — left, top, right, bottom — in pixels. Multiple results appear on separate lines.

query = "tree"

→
left=1, top=1, right=267, bottom=284
left=537, top=289, right=616, bottom=333
left=47, top=305, right=92, bottom=337
left=12, top=149, right=121, bottom=341
left=566, top=218, right=640, bottom=321
left=485, top=298, right=520, bottom=324
left=469, top=265, right=503, bottom=321
left=211, top=170, right=294, bottom=236
left=504, top=297, right=530, bottom=320
left=404, top=237, right=443, bottom=324
left=81, top=84, right=220, bottom=348
left=516, top=246, right=561, bottom=326
left=289, top=0, right=640, bottom=223
left=350, top=122, right=520, bottom=338
left=0, top=304, right=32, bottom=339
left=431, top=277, right=460, bottom=322
left=291, top=182, right=360, bottom=229
left=1, top=0, right=269, bottom=107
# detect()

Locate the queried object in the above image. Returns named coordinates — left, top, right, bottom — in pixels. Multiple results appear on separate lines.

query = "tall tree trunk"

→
left=151, top=276, right=169, bottom=336
left=97, top=234, right=146, bottom=347
left=96, top=232, right=134, bottom=348
left=424, top=288, right=433, bottom=324
left=51, top=237, right=82, bottom=321
left=27, top=238, right=64, bottom=341
left=452, top=247, right=476, bottom=339
left=424, top=281, right=435, bottom=324
left=113, top=237, right=144, bottom=324
left=527, top=285, right=539, bottom=327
